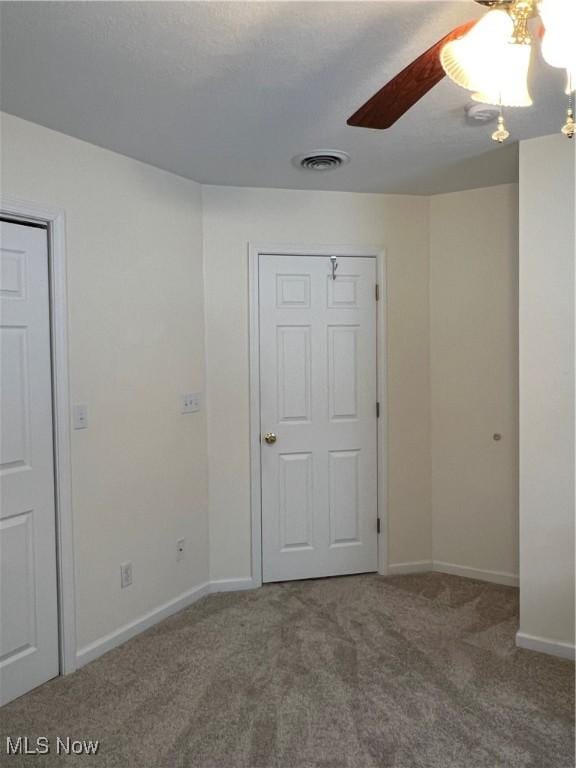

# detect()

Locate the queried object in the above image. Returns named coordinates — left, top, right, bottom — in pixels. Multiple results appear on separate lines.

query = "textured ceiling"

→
left=0, top=1, right=567, bottom=194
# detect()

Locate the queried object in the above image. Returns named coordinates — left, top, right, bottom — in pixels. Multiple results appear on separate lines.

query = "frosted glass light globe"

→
left=540, top=0, right=576, bottom=93
left=440, top=10, right=514, bottom=92
left=472, top=41, right=533, bottom=108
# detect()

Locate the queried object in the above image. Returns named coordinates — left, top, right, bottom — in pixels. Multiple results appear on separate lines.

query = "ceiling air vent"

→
left=292, top=150, right=350, bottom=172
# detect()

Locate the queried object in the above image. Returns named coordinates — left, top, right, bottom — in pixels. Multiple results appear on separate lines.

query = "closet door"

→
left=0, top=220, right=59, bottom=705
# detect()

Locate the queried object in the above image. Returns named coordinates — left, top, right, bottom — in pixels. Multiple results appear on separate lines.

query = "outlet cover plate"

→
left=120, top=561, right=133, bottom=588
left=73, top=404, right=88, bottom=429
left=182, top=393, right=201, bottom=414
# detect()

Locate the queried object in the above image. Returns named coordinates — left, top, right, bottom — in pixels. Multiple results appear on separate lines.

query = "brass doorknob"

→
left=263, top=432, right=277, bottom=444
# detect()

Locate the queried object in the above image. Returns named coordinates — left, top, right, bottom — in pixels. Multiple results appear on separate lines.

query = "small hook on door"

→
left=330, top=256, right=338, bottom=280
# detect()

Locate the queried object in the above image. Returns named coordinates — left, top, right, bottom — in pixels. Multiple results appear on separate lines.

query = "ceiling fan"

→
left=347, top=0, right=575, bottom=142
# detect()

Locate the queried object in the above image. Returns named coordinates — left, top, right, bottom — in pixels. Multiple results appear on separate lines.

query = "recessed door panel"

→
left=279, top=453, right=313, bottom=550
left=276, top=274, right=311, bottom=308
left=277, top=326, right=311, bottom=423
left=0, top=511, right=36, bottom=661
left=1, top=251, right=25, bottom=299
left=1, top=327, right=30, bottom=469
left=327, top=274, right=359, bottom=308
left=328, top=325, right=359, bottom=421
left=329, top=450, right=360, bottom=546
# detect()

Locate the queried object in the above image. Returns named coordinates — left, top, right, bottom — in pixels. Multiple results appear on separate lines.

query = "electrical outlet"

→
left=73, top=404, right=88, bottom=430
left=181, top=393, right=201, bottom=414
left=176, top=538, right=185, bottom=561
left=120, top=561, right=133, bottom=588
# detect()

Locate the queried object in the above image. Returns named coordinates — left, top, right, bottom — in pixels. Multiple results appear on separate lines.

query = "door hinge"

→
left=375, top=283, right=380, bottom=301
left=377, top=518, right=381, bottom=534
left=376, top=401, right=380, bottom=418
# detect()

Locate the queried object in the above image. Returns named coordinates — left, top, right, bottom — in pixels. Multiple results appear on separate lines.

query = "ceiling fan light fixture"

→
left=347, top=0, right=572, bottom=142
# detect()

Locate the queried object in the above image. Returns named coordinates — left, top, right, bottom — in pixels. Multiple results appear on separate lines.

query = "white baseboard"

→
left=76, top=582, right=211, bottom=668
left=386, top=560, right=518, bottom=587
left=76, top=582, right=210, bottom=669
left=209, top=577, right=259, bottom=593
left=75, top=577, right=258, bottom=669
left=387, top=561, right=433, bottom=576
left=516, top=631, right=575, bottom=661
left=74, top=574, right=572, bottom=669
left=433, top=561, right=519, bottom=587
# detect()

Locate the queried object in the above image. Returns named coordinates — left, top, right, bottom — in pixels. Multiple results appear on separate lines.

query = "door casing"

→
left=248, top=243, right=388, bottom=588
left=0, top=196, right=76, bottom=677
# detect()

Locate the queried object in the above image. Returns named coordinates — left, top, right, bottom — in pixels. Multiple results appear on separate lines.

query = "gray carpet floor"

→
left=1, top=573, right=574, bottom=768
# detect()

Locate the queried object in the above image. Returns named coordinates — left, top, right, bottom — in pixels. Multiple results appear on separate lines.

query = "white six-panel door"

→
left=260, top=254, right=378, bottom=582
left=0, top=220, right=59, bottom=706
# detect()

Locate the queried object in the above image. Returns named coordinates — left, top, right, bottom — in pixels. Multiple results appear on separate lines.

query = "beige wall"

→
left=4, top=111, right=547, bottom=659
left=1, top=113, right=209, bottom=651
left=518, top=134, right=575, bottom=651
left=202, top=185, right=432, bottom=580
left=430, top=184, right=519, bottom=581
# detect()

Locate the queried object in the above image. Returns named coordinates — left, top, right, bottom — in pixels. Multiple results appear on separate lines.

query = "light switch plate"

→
left=120, top=561, right=133, bottom=589
left=73, top=404, right=88, bottom=429
left=182, top=393, right=201, bottom=414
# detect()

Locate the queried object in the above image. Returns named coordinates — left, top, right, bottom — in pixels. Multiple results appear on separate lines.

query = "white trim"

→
left=516, top=631, right=575, bottom=661
left=433, top=561, right=519, bottom=587
left=248, top=243, right=388, bottom=584
left=76, top=583, right=211, bottom=668
left=209, top=577, right=259, bottom=593
left=375, top=250, right=389, bottom=576
left=248, top=247, right=263, bottom=589
left=387, top=561, right=433, bottom=575
left=76, top=572, right=574, bottom=670
left=0, top=196, right=77, bottom=675
left=76, top=577, right=257, bottom=668
left=386, top=559, right=518, bottom=586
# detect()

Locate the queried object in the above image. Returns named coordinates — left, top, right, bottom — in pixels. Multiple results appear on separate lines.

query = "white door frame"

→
left=1, top=196, right=77, bottom=676
left=248, top=243, right=388, bottom=588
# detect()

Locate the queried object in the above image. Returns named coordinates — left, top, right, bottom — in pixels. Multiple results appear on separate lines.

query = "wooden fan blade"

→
left=347, top=20, right=477, bottom=129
